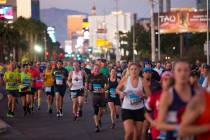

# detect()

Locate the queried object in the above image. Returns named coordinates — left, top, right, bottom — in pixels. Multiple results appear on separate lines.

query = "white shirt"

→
left=122, top=77, right=144, bottom=110
left=71, top=71, right=84, bottom=90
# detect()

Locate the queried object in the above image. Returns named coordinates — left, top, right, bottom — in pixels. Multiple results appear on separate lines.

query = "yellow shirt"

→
left=4, top=71, right=19, bottom=90
left=44, top=69, right=54, bottom=87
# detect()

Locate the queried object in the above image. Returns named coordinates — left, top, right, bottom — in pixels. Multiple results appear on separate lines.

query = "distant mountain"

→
left=40, top=7, right=88, bottom=46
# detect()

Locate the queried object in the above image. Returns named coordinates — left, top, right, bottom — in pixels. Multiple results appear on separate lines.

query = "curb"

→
left=0, top=119, right=9, bottom=134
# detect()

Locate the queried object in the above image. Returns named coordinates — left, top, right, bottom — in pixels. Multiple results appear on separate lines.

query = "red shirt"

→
left=29, top=67, right=40, bottom=88
left=194, top=92, right=210, bottom=140
left=146, top=90, right=162, bottom=140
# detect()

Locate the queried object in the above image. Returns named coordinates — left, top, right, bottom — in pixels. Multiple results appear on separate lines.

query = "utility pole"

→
left=115, top=0, right=121, bottom=62
left=133, top=13, right=136, bottom=62
left=44, top=31, right=47, bottom=61
left=207, top=0, right=209, bottom=64
left=149, top=0, right=156, bottom=62
left=157, top=0, right=161, bottom=61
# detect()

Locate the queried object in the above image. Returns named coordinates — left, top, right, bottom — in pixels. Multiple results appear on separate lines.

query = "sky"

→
left=40, top=0, right=196, bottom=18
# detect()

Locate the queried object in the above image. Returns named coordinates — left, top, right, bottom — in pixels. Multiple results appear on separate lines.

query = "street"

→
left=0, top=93, right=124, bottom=140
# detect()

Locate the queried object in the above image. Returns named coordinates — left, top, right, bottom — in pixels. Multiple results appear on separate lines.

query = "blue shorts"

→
left=54, top=86, right=66, bottom=97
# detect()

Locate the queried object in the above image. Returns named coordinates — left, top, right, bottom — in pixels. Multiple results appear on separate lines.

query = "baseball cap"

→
left=143, top=67, right=152, bottom=72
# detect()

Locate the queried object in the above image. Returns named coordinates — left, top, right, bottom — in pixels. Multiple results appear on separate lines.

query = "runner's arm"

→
left=179, top=94, right=210, bottom=137
left=67, top=72, right=73, bottom=88
left=156, top=90, right=177, bottom=131
left=116, top=77, right=126, bottom=96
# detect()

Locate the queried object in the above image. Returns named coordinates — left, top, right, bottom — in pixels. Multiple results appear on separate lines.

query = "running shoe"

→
left=59, top=109, right=63, bottom=117
left=48, top=108, right=53, bottom=114
left=56, top=112, right=60, bottom=117
left=111, top=123, right=115, bottom=129
left=95, top=126, right=100, bottom=133
left=6, top=111, right=12, bottom=118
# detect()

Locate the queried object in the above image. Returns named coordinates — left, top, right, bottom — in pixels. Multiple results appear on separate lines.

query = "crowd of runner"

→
left=0, top=59, right=210, bottom=140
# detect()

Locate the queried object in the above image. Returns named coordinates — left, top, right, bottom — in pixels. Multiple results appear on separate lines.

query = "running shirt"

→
left=100, top=67, right=109, bottom=77
left=19, top=72, right=32, bottom=92
left=122, top=77, right=144, bottom=110
left=4, top=71, right=19, bottom=91
left=116, top=67, right=123, bottom=79
left=44, top=69, right=54, bottom=87
left=87, top=73, right=107, bottom=94
left=165, top=87, right=195, bottom=139
left=108, top=78, right=118, bottom=99
left=145, top=90, right=162, bottom=140
left=71, top=71, right=84, bottom=90
left=29, top=67, right=39, bottom=88
left=52, top=67, right=68, bottom=87
left=194, top=92, right=210, bottom=140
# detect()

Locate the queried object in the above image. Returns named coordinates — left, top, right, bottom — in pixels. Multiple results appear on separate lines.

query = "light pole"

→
left=133, top=13, right=137, bottom=62
left=149, top=0, right=156, bottom=62
left=207, top=0, right=209, bottom=64
left=44, top=31, right=47, bottom=61
left=157, top=0, right=161, bottom=61
left=115, top=0, right=121, bottom=62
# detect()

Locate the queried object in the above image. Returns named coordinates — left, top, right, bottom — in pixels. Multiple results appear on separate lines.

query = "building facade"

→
left=89, top=11, right=133, bottom=59
left=197, top=0, right=210, bottom=10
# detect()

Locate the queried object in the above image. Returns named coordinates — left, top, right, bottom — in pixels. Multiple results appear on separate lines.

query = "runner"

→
left=116, top=62, right=145, bottom=140
left=107, top=68, right=121, bottom=129
left=67, top=61, right=87, bottom=120
left=19, top=64, right=33, bottom=115
left=154, top=60, right=196, bottom=140
left=28, top=62, right=39, bottom=111
left=116, top=61, right=123, bottom=80
left=35, top=61, right=44, bottom=110
left=145, top=71, right=173, bottom=140
left=179, top=91, right=210, bottom=140
left=52, top=60, right=68, bottom=117
left=4, top=63, right=19, bottom=118
left=43, top=63, right=54, bottom=114
left=86, top=64, right=108, bottom=132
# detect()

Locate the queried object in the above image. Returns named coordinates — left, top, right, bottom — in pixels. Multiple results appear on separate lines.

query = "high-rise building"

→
left=165, top=0, right=171, bottom=11
left=197, top=0, right=210, bottom=10
left=0, top=0, right=40, bottom=20
left=89, top=11, right=133, bottom=58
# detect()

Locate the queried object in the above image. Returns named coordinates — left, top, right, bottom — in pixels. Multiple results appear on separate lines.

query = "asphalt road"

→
left=0, top=92, right=124, bottom=140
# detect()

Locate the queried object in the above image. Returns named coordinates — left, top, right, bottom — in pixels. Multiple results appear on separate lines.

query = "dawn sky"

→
left=40, top=0, right=196, bottom=17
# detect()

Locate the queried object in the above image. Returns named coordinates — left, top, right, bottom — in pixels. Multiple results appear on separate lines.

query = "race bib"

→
left=56, top=75, right=63, bottom=85
left=128, top=91, right=141, bottom=105
left=45, top=87, right=51, bottom=92
left=8, top=82, right=16, bottom=87
left=117, top=73, right=122, bottom=77
left=93, top=84, right=102, bottom=92
left=109, top=88, right=116, bottom=98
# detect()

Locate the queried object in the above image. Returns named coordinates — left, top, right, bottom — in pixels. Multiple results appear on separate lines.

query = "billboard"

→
left=155, top=11, right=210, bottom=34
left=0, top=6, right=13, bottom=20
left=0, top=0, right=6, bottom=4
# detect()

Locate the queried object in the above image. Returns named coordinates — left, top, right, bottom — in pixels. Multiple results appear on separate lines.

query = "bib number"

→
left=45, top=87, right=51, bottom=92
left=56, top=75, right=63, bottom=85
left=93, top=84, right=102, bottom=92
left=129, top=91, right=141, bottom=105
left=109, top=88, right=116, bottom=98
left=8, top=82, right=16, bottom=87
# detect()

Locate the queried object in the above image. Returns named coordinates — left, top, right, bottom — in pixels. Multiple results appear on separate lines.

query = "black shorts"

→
left=54, top=86, right=66, bottom=97
left=70, top=89, right=84, bottom=98
left=92, top=94, right=106, bottom=108
left=6, top=90, right=18, bottom=97
left=107, top=95, right=121, bottom=106
left=31, top=88, right=36, bottom=95
left=121, top=108, right=145, bottom=122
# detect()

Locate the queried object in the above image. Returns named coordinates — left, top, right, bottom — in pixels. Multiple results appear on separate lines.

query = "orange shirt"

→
left=194, top=92, right=210, bottom=140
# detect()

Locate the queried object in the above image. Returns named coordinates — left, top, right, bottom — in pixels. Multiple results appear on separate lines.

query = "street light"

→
left=34, top=45, right=43, bottom=53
